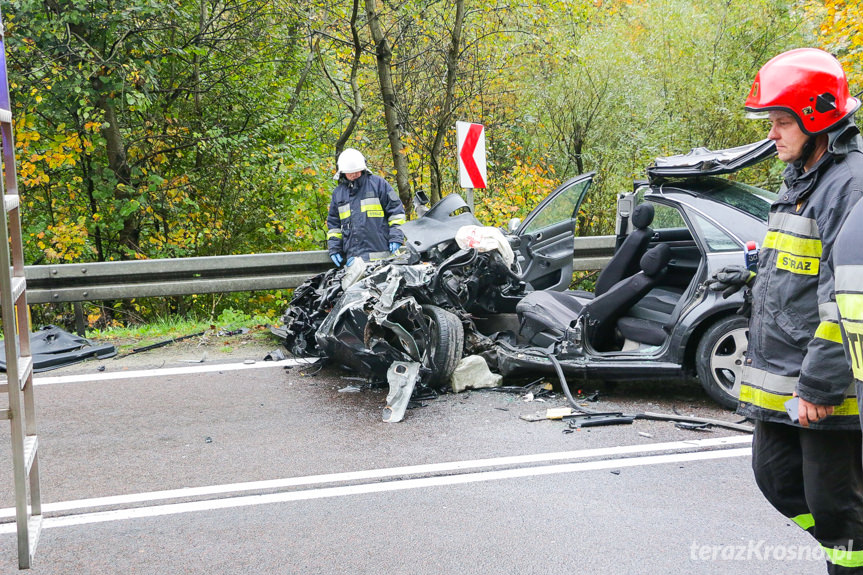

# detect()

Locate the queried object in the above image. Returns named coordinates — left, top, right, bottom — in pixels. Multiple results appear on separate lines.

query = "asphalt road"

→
left=0, top=349, right=829, bottom=574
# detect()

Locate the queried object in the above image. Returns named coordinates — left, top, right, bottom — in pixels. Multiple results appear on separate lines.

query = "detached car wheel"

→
left=421, top=305, right=464, bottom=389
left=695, top=315, right=749, bottom=410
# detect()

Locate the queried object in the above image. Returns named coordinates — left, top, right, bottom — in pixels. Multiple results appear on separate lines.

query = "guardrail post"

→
left=73, top=302, right=85, bottom=336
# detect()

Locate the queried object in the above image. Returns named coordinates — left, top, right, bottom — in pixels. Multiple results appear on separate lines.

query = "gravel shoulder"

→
left=40, top=326, right=287, bottom=377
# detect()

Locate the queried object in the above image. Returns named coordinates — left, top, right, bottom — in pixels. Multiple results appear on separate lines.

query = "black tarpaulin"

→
left=0, top=325, right=116, bottom=372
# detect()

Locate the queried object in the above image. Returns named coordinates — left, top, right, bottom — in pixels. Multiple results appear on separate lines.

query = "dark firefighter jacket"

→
left=326, top=171, right=406, bottom=262
left=738, top=121, right=863, bottom=429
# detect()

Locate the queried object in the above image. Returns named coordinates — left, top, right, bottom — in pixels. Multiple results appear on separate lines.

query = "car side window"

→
left=651, top=202, right=686, bottom=230
left=690, top=213, right=739, bottom=252
left=522, top=179, right=590, bottom=235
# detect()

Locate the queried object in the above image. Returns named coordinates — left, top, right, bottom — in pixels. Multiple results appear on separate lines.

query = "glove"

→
left=706, top=265, right=756, bottom=299
left=389, top=242, right=401, bottom=254
left=330, top=253, right=344, bottom=267
left=346, top=256, right=355, bottom=267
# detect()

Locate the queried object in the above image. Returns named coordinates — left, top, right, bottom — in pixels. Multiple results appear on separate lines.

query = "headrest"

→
left=631, top=202, right=655, bottom=230
left=640, top=243, right=671, bottom=277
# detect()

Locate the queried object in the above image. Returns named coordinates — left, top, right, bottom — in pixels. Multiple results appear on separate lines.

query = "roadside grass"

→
left=83, top=311, right=279, bottom=354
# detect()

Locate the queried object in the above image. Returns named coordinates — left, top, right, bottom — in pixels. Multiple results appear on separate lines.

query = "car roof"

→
left=646, top=139, right=776, bottom=182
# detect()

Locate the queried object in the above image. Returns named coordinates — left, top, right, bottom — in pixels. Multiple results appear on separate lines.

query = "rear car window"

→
left=690, top=213, right=739, bottom=252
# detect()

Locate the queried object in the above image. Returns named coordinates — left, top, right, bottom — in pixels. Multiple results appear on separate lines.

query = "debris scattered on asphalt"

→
left=674, top=421, right=714, bottom=432
left=519, top=411, right=549, bottom=423
left=217, top=328, right=249, bottom=336
left=0, top=325, right=117, bottom=372
left=116, top=331, right=205, bottom=358
left=523, top=392, right=546, bottom=403
left=565, top=412, right=636, bottom=428
left=638, top=412, right=753, bottom=433
left=338, top=385, right=362, bottom=393
left=638, top=431, right=653, bottom=438
left=610, top=470, right=621, bottom=475
left=264, top=348, right=287, bottom=361
left=382, top=361, right=421, bottom=423
left=450, top=355, right=503, bottom=392
left=204, top=436, right=213, bottom=444
left=545, top=407, right=573, bottom=420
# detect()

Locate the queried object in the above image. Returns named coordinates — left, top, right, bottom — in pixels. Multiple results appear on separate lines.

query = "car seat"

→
left=515, top=289, right=592, bottom=347
left=516, top=243, right=671, bottom=349
left=593, top=202, right=656, bottom=296
left=581, top=243, right=671, bottom=350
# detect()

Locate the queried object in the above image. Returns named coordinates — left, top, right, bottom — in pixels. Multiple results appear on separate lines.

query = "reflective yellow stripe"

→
left=791, top=513, right=815, bottom=530
left=823, top=546, right=863, bottom=568
left=739, top=385, right=792, bottom=412
left=838, top=293, right=863, bottom=322
left=739, top=385, right=859, bottom=416
left=814, top=321, right=843, bottom=344
left=842, top=320, right=863, bottom=381
left=327, top=229, right=342, bottom=239
left=775, top=252, right=819, bottom=275
left=763, top=231, right=822, bottom=257
left=361, top=200, right=384, bottom=218
left=389, top=217, right=406, bottom=226
left=338, top=209, right=351, bottom=220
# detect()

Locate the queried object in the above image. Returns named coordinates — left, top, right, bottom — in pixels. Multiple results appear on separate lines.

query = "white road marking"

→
left=1, top=436, right=751, bottom=518
left=32, top=358, right=312, bottom=386
left=0, top=446, right=751, bottom=533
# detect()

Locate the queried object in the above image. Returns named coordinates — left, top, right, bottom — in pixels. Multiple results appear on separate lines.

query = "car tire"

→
left=421, top=305, right=464, bottom=389
left=695, top=315, right=749, bottom=410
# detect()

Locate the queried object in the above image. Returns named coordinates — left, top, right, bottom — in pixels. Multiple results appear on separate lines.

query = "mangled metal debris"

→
left=383, top=361, right=421, bottom=423
left=0, top=325, right=116, bottom=372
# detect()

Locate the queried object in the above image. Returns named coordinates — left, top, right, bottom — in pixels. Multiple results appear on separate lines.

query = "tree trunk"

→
left=333, top=0, right=364, bottom=157
left=429, top=0, right=465, bottom=204
left=96, top=96, right=139, bottom=257
left=365, top=0, right=411, bottom=208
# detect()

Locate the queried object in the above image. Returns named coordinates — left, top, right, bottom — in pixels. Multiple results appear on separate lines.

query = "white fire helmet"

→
left=335, top=148, right=367, bottom=178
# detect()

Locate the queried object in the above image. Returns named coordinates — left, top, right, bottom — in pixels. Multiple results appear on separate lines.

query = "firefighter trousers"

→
left=752, top=420, right=863, bottom=573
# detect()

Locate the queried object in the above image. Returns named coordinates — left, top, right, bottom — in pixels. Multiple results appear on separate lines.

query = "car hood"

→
left=647, top=139, right=776, bottom=181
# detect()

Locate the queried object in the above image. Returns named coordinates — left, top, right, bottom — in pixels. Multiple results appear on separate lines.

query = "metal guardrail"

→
left=23, top=235, right=616, bottom=304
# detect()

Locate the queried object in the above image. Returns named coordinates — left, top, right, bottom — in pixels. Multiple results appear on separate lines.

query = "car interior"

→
left=515, top=199, right=703, bottom=352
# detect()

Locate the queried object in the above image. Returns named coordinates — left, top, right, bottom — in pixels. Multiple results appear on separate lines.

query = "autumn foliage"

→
left=3, top=0, right=858, bottom=326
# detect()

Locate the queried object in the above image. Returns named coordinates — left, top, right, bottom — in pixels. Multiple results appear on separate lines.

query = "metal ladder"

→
left=0, top=6, right=43, bottom=569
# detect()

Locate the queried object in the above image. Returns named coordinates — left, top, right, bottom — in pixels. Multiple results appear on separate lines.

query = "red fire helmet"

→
left=745, top=48, right=860, bottom=135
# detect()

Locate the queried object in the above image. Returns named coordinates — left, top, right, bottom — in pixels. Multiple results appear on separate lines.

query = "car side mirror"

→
left=507, top=217, right=521, bottom=233
left=413, top=189, right=430, bottom=217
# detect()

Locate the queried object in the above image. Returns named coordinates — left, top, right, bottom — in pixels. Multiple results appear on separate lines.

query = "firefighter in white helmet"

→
left=326, top=148, right=406, bottom=267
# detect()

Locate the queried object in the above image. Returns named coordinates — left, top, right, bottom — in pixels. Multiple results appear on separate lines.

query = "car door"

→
left=513, top=173, right=594, bottom=291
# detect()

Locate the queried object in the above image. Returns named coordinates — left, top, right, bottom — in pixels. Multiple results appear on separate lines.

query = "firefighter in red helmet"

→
left=723, top=47, right=863, bottom=573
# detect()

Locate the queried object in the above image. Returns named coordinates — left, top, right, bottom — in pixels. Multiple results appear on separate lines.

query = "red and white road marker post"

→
left=456, top=121, right=487, bottom=211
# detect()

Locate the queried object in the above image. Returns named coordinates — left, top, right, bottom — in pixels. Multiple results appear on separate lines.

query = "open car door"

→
left=513, top=173, right=594, bottom=291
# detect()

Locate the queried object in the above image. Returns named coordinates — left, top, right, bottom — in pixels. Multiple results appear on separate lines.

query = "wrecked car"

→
left=280, top=139, right=777, bottom=413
